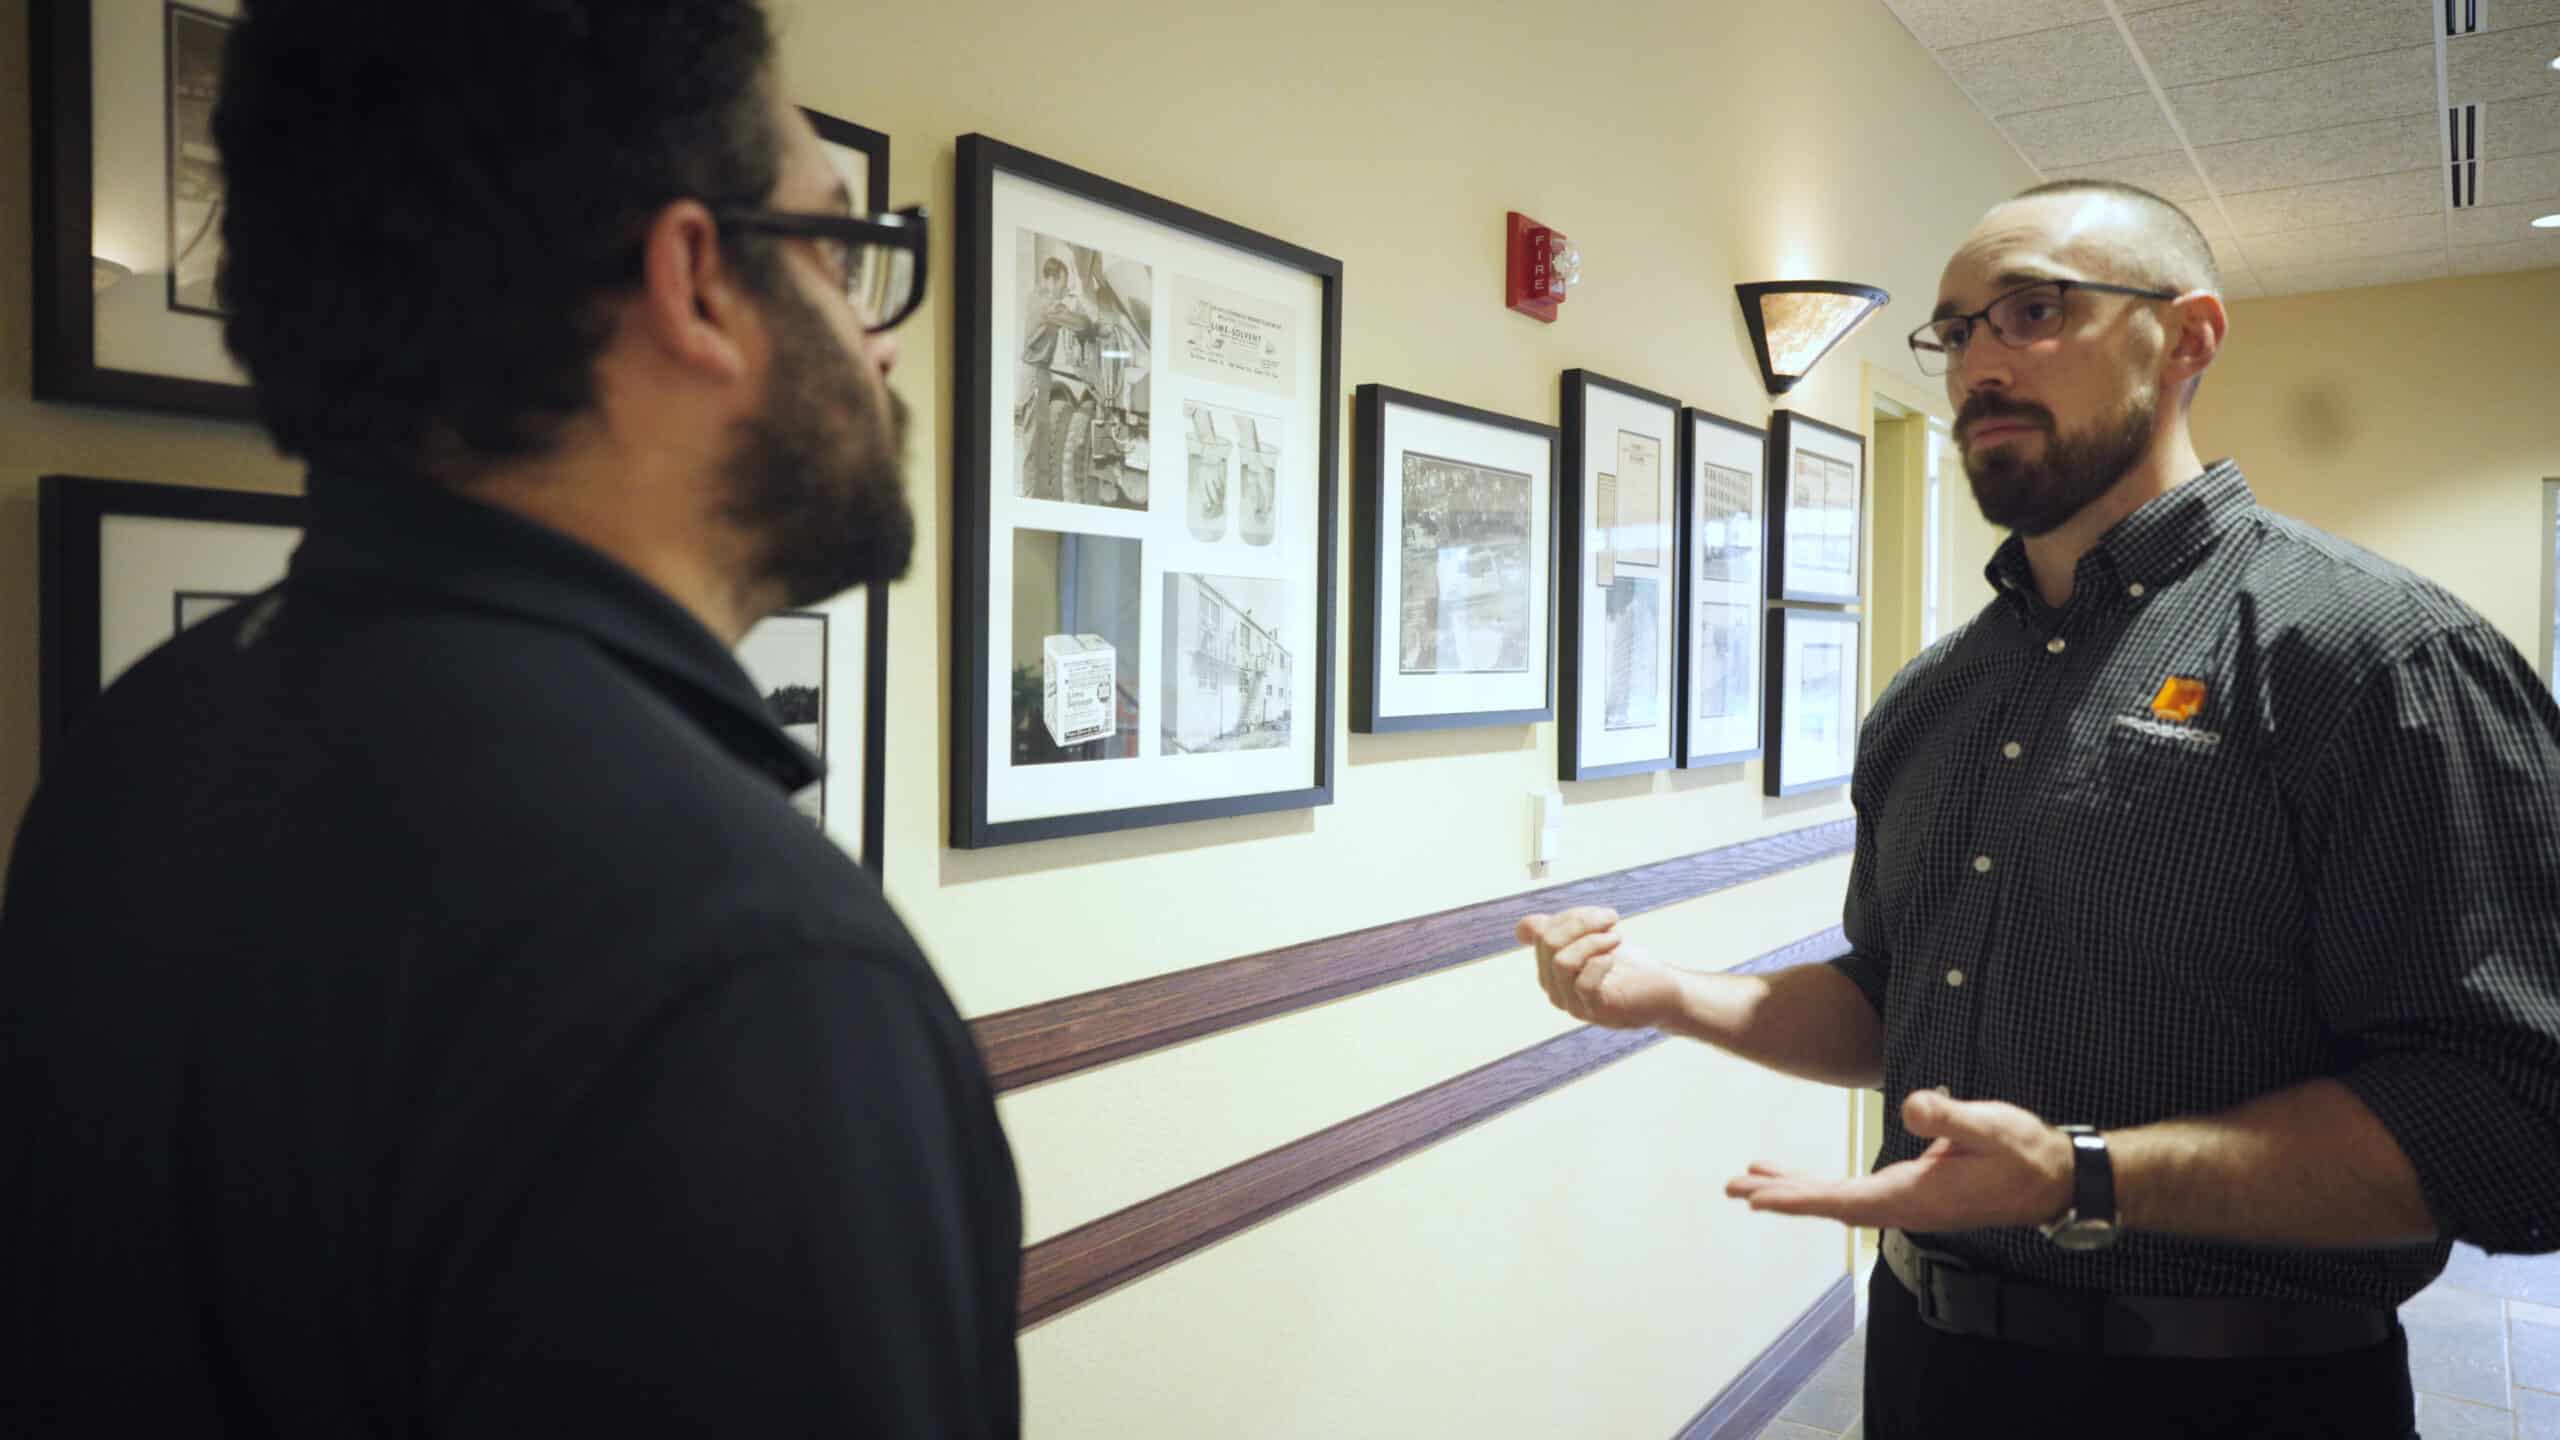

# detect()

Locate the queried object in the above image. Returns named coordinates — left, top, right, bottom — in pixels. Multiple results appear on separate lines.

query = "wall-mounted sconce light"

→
left=92, top=257, right=132, bottom=295
left=1735, top=280, right=1889, bottom=395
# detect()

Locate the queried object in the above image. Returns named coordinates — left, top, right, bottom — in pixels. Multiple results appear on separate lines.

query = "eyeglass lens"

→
left=848, top=243, right=917, bottom=326
left=1912, top=283, right=2069, bottom=375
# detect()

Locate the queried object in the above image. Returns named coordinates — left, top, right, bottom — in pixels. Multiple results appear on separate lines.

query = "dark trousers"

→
left=1863, top=1263, right=2418, bottom=1439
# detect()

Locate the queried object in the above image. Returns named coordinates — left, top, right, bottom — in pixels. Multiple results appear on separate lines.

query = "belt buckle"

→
left=1909, top=1242, right=1977, bottom=1333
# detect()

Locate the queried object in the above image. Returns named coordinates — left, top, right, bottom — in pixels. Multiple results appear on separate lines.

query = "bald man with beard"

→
left=1517, top=180, right=2560, bottom=1438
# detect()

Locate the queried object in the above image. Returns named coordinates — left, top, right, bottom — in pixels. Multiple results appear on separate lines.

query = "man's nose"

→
left=866, top=331, right=901, bottom=380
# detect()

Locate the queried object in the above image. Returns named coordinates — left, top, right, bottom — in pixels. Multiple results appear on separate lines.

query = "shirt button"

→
left=2002, top=741, right=2024, bottom=761
left=1945, top=969, right=1966, bottom=988
left=2046, top=637, right=2067, bottom=655
left=1972, top=854, right=1994, bottom=875
left=2128, top=583, right=2147, bottom=599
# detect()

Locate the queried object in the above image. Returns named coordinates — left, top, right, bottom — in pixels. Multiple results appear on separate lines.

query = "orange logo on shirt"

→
left=2149, top=676, right=2209, bottom=723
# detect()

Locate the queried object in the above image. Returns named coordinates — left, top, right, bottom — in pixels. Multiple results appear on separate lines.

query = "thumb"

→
left=1516, top=914, right=1551, bottom=946
left=1902, top=1089, right=1970, bottom=1138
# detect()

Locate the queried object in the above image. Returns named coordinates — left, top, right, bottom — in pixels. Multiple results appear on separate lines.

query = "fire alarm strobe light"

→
left=1507, top=212, right=1581, bottom=323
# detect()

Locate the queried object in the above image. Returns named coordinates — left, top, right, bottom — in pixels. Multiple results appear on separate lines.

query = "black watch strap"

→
left=2062, top=1124, right=2115, bottom=1226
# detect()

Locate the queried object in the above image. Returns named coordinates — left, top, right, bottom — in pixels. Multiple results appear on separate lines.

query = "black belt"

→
left=1881, top=1229, right=2395, bottom=1360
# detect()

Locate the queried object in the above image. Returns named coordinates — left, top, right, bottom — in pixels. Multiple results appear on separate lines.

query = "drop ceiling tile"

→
left=2482, top=0, right=2560, bottom=30
left=2002, top=93, right=2184, bottom=168
left=2218, top=269, right=2267, bottom=300
left=2450, top=198, right=2560, bottom=245
left=2168, top=46, right=2437, bottom=147
left=2255, top=250, right=2452, bottom=295
left=2482, top=92, right=2560, bottom=161
left=2481, top=151, right=2560, bottom=206
left=1883, top=0, right=2108, bottom=51
left=2127, top=0, right=2433, bottom=90
left=2452, top=234, right=2560, bottom=275
left=2044, top=150, right=2214, bottom=202
left=2238, top=211, right=2450, bottom=267
left=2218, top=168, right=2446, bottom=234
left=2193, top=114, right=2442, bottom=192
left=2446, top=22, right=2560, bottom=105
left=1943, top=20, right=2150, bottom=116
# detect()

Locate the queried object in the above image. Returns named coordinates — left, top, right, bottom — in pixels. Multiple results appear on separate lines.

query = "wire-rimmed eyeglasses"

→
left=1908, top=278, right=2180, bottom=377
left=714, top=204, right=929, bottom=333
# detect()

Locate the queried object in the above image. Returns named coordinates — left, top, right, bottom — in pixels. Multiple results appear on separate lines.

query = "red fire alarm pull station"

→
left=1506, top=212, right=1580, bottom=323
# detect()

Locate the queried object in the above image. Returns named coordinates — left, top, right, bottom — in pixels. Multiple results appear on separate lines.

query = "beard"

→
left=1961, top=388, right=2156, bottom=538
left=721, top=280, right=915, bottom=611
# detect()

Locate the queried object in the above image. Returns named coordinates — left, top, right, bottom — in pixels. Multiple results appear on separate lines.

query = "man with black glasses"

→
left=0, top=4, right=1016, bottom=1435
left=1520, top=180, right=2560, bottom=1438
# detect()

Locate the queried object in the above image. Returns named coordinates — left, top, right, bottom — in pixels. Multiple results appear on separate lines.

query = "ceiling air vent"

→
left=2444, top=0, right=2482, bottom=37
left=2449, top=104, right=2481, bottom=208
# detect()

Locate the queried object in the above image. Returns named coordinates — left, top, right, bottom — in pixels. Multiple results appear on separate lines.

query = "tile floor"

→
left=1756, top=1245, right=2560, bottom=1440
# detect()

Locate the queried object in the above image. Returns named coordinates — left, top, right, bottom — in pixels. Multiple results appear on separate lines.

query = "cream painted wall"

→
left=2193, top=270, right=2560, bottom=663
left=1, top=0, right=2043, bottom=1433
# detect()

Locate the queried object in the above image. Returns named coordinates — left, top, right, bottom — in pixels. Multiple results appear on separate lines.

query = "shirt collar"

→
left=286, top=469, right=821, bottom=794
left=1984, top=459, right=2255, bottom=614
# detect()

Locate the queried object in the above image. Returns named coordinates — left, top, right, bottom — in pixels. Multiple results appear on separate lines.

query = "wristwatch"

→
left=2038, top=1125, right=2122, bottom=1251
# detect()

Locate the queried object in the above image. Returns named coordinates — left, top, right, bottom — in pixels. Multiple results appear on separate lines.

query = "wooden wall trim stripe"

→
left=1017, top=927, right=1854, bottom=1330
left=974, top=818, right=1854, bottom=1092
left=1673, top=1275, right=1858, bottom=1440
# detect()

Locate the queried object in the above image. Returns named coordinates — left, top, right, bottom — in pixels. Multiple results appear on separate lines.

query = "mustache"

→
left=1958, top=396, right=2052, bottom=436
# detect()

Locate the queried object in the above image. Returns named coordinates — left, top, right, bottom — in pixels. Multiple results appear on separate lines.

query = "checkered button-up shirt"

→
left=1832, top=461, right=2560, bottom=1307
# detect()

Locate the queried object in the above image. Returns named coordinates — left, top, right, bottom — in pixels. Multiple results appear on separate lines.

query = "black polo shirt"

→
left=1835, top=462, right=2560, bottom=1307
left=0, top=472, right=1020, bottom=1435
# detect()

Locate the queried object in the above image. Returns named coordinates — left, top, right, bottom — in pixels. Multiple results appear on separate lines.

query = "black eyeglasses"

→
left=714, top=204, right=929, bottom=333
left=1908, top=278, right=2180, bottom=376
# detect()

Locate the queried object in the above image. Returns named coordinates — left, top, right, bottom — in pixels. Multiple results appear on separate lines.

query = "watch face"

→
left=2050, top=1218, right=2121, bottom=1252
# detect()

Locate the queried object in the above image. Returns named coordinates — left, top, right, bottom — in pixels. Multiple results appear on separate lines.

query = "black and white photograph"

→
left=1398, top=451, right=1532, bottom=676
left=1162, top=574, right=1292, bottom=755
left=165, top=4, right=232, bottom=317
left=1677, top=406, right=1768, bottom=769
left=956, top=136, right=1339, bottom=846
left=1350, top=385, right=1556, bottom=734
left=1769, top=409, right=1866, bottom=605
left=1015, top=229, right=1153, bottom=511
left=737, top=610, right=829, bottom=824
left=1764, top=605, right=1860, bottom=797
left=1183, top=400, right=1282, bottom=547
left=1560, top=370, right=1681, bottom=780
left=172, top=589, right=245, bottom=633
left=1010, top=528, right=1141, bottom=767
left=1603, top=576, right=1662, bottom=732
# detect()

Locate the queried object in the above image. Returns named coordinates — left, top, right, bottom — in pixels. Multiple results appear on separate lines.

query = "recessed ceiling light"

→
left=2536, top=214, right=2560, bottom=229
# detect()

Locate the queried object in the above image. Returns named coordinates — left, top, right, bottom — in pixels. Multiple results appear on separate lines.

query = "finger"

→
left=1555, top=930, right=1624, bottom=980
left=1903, top=1091, right=2031, bottom=1150
left=1537, top=907, right=1620, bottom=952
left=1515, top=913, right=1551, bottom=948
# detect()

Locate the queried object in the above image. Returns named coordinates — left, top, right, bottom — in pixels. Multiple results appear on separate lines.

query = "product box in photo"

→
left=1042, top=633, right=1118, bottom=747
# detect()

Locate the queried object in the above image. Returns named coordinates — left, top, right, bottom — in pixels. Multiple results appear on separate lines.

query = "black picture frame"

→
left=40, top=474, right=891, bottom=871
left=1351, top=383, right=1559, bottom=734
left=951, top=134, right=1342, bottom=849
left=31, top=0, right=259, bottom=419
left=1559, top=369, right=1684, bottom=782
left=1675, top=406, right=1770, bottom=770
left=1766, top=409, right=1868, bottom=606
left=800, top=105, right=891, bottom=218
left=1762, top=604, right=1861, bottom=798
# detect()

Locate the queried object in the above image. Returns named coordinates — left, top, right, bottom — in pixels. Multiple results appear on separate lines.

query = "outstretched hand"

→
left=1516, top=907, right=1685, bottom=1032
left=1726, top=1090, right=2075, bottom=1233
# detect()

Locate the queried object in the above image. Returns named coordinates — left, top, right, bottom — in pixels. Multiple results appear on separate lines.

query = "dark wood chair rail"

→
left=973, top=819, right=1855, bottom=1092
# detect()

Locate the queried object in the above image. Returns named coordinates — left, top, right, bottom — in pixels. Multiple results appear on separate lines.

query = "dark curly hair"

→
left=213, top=1, right=785, bottom=481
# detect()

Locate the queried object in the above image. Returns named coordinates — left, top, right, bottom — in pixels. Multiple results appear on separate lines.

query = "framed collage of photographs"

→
left=39, top=476, right=890, bottom=869
left=33, top=0, right=257, bottom=419
left=1764, top=606, right=1861, bottom=796
left=1768, top=410, right=1867, bottom=606
left=1558, top=370, right=1682, bottom=782
left=1675, top=408, right=1768, bottom=769
left=951, top=135, right=1342, bottom=848
left=1351, top=385, right=1557, bottom=733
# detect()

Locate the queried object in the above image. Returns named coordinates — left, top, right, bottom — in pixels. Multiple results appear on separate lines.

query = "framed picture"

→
left=33, top=0, right=258, bottom=419
left=1350, top=384, right=1557, bottom=733
left=1559, top=370, right=1682, bottom=782
left=802, top=104, right=890, bottom=221
left=951, top=135, right=1341, bottom=848
left=1677, top=408, right=1768, bottom=768
left=1768, top=410, right=1866, bottom=605
left=1763, top=605, right=1860, bottom=797
left=39, top=475, right=889, bottom=869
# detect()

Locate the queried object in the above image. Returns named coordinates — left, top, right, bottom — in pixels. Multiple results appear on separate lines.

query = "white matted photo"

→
left=1679, top=408, right=1768, bottom=768
left=952, top=136, right=1341, bottom=847
left=1350, top=384, right=1556, bottom=732
left=1764, top=605, right=1860, bottom=796
left=1560, top=370, right=1682, bottom=781
left=1770, top=409, right=1866, bottom=605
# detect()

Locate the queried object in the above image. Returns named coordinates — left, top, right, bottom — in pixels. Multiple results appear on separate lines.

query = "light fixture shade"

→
left=1736, top=280, right=1890, bottom=396
left=91, top=257, right=132, bottom=295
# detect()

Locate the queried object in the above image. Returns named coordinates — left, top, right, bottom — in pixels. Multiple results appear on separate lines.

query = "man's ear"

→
left=2164, top=290, right=2228, bottom=391
left=631, top=200, right=755, bottom=385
